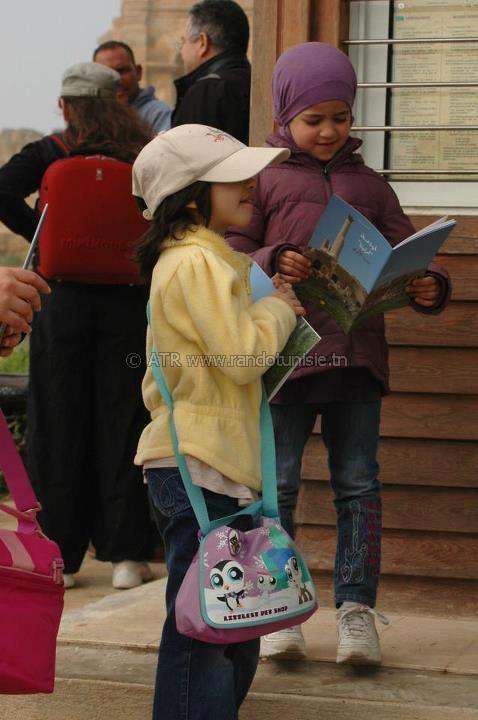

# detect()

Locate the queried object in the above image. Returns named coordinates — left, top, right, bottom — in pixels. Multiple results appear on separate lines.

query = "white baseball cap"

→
left=132, top=124, right=290, bottom=219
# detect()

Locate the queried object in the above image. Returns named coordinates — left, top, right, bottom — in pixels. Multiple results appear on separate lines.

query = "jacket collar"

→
left=161, top=226, right=252, bottom=289
left=174, top=51, right=250, bottom=96
left=132, top=86, right=156, bottom=109
left=266, top=130, right=364, bottom=173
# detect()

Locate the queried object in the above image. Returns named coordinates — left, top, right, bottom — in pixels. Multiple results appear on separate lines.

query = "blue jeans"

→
left=146, top=468, right=259, bottom=720
left=271, top=401, right=382, bottom=608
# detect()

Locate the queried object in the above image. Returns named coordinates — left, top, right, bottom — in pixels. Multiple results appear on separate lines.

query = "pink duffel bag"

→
left=0, top=409, right=64, bottom=693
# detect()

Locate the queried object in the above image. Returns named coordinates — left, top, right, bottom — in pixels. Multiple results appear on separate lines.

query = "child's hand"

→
left=0, top=327, right=22, bottom=358
left=272, top=281, right=305, bottom=316
left=277, top=249, right=311, bottom=284
left=405, top=275, right=441, bottom=308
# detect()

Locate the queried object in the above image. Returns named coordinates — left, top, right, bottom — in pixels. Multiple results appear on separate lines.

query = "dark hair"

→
left=135, top=182, right=212, bottom=282
left=189, top=0, right=249, bottom=55
left=61, top=96, right=152, bottom=163
left=93, top=40, right=137, bottom=65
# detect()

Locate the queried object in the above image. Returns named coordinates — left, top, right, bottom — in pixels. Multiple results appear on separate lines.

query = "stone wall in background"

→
left=98, top=0, right=253, bottom=109
left=0, top=129, right=43, bottom=256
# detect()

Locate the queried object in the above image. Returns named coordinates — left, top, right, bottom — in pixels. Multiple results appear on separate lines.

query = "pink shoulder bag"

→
left=0, top=410, right=64, bottom=693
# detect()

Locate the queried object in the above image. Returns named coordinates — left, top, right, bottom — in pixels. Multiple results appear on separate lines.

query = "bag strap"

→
left=0, top=410, right=40, bottom=513
left=50, top=133, right=70, bottom=155
left=146, top=305, right=279, bottom=535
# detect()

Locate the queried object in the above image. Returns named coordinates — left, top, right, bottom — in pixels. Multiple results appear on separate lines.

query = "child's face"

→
left=289, top=100, right=352, bottom=162
left=209, top=178, right=256, bottom=234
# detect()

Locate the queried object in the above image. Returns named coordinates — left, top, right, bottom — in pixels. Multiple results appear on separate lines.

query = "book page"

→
left=249, top=263, right=321, bottom=398
left=375, top=220, right=455, bottom=287
left=389, top=0, right=478, bottom=177
left=263, top=318, right=321, bottom=401
left=394, top=215, right=450, bottom=247
left=307, top=195, right=391, bottom=293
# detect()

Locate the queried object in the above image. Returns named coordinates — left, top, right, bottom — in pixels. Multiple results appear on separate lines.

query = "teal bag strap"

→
left=259, top=386, right=279, bottom=519
left=146, top=304, right=279, bottom=535
left=148, top=353, right=211, bottom=534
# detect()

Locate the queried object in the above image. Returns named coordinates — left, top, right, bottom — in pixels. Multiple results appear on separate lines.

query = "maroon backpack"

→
left=38, top=136, right=148, bottom=284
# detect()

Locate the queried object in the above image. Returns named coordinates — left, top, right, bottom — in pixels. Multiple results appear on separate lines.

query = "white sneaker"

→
left=112, top=561, right=153, bottom=589
left=63, top=573, right=76, bottom=589
left=260, top=625, right=306, bottom=659
left=336, top=601, right=389, bottom=666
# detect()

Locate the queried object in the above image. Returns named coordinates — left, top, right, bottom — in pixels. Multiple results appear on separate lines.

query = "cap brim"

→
left=197, top=147, right=290, bottom=183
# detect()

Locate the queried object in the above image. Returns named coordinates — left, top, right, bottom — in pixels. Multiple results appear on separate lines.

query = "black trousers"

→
left=27, top=281, right=154, bottom=573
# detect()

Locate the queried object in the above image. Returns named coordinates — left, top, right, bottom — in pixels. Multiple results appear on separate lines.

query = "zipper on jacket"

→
left=322, top=165, right=332, bottom=200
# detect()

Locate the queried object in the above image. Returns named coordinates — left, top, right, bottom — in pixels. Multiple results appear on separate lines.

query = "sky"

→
left=0, top=0, right=123, bottom=134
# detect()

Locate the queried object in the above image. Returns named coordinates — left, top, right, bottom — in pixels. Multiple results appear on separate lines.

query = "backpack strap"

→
left=49, top=133, right=70, bottom=155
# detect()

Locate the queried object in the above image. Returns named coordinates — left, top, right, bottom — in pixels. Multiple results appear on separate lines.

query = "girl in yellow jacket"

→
left=132, top=124, right=304, bottom=720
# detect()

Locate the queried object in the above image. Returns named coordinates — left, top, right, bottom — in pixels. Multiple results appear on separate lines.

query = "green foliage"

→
left=0, top=253, right=24, bottom=267
left=0, top=342, right=29, bottom=373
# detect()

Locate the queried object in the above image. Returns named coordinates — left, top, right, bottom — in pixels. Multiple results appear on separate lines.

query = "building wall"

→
left=0, top=129, right=43, bottom=258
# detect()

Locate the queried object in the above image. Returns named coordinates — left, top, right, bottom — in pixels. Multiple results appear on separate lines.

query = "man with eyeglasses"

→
left=173, top=0, right=251, bottom=144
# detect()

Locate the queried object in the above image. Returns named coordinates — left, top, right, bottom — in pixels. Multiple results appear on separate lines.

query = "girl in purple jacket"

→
left=226, top=42, right=451, bottom=666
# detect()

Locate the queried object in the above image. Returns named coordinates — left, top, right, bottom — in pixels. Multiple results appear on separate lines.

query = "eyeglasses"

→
left=174, top=34, right=200, bottom=52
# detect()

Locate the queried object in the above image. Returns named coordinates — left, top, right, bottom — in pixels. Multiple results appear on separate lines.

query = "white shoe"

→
left=112, top=561, right=153, bottom=589
left=260, top=625, right=306, bottom=659
left=336, top=601, right=389, bottom=666
left=63, top=573, right=76, bottom=589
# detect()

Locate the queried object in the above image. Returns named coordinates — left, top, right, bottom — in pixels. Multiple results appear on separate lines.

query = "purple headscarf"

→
left=272, top=42, right=357, bottom=128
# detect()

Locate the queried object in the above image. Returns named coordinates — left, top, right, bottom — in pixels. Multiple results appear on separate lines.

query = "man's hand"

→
left=277, top=249, right=311, bottom=284
left=0, top=327, right=23, bottom=357
left=405, top=275, right=441, bottom=308
left=0, top=267, right=50, bottom=333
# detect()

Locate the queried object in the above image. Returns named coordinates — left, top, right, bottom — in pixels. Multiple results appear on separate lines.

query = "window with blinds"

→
left=347, top=0, right=478, bottom=209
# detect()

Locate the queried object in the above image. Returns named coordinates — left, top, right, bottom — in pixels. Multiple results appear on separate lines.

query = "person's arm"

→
left=160, top=249, right=299, bottom=385
left=0, top=139, right=52, bottom=240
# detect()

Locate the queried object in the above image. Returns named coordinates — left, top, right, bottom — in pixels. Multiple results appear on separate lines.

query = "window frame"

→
left=348, top=0, right=478, bottom=212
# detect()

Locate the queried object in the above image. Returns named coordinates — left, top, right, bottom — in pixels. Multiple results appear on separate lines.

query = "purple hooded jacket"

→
left=226, top=131, right=451, bottom=394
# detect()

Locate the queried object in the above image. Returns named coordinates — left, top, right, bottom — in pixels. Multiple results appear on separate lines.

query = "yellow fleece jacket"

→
left=134, top=226, right=296, bottom=491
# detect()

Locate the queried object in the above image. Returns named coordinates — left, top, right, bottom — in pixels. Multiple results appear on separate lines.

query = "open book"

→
left=250, top=263, right=321, bottom=401
left=294, top=195, right=455, bottom=333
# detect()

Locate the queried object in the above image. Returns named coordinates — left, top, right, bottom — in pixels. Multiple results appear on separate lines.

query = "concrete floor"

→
left=2, top=500, right=478, bottom=719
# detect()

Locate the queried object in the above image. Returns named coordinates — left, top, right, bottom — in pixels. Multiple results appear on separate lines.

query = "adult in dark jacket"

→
left=0, top=62, right=155, bottom=590
left=173, top=0, right=251, bottom=144
left=227, top=42, right=451, bottom=665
